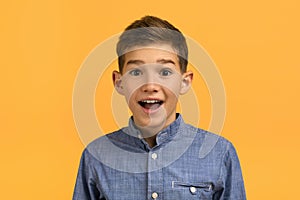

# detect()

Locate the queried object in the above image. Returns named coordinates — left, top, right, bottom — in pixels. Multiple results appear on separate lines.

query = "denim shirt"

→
left=73, top=114, right=246, bottom=200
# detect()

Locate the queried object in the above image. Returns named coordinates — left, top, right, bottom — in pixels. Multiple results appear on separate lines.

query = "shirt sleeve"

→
left=217, top=142, right=247, bottom=200
left=72, top=149, right=101, bottom=200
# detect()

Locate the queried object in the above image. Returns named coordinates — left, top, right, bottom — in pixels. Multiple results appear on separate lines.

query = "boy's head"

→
left=113, top=16, right=193, bottom=135
left=116, top=16, right=188, bottom=74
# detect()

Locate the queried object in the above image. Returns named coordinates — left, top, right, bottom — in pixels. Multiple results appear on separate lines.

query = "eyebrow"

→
left=126, top=59, right=176, bottom=66
left=156, top=59, right=176, bottom=65
left=126, top=60, right=145, bottom=66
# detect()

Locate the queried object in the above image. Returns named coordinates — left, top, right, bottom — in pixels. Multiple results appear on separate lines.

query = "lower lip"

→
left=141, top=104, right=163, bottom=114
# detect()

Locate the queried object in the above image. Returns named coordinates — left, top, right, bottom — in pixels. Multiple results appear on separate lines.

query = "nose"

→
left=140, top=71, right=160, bottom=93
left=141, top=83, right=160, bottom=93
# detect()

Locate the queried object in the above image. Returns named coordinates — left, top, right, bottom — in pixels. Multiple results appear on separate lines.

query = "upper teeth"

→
left=142, top=100, right=160, bottom=103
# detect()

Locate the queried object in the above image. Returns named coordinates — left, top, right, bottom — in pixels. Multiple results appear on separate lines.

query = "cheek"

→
left=161, top=78, right=182, bottom=98
left=164, top=83, right=181, bottom=101
left=123, top=84, right=136, bottom=102
left=126, top=90, right=140, bottom=112
left=162, top=89, right=179, bottom=112
left=121, top=77, right=144, bottom=102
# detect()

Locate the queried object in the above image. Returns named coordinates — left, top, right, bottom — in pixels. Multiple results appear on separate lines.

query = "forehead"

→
left=123, top=44, right=179, bottom=64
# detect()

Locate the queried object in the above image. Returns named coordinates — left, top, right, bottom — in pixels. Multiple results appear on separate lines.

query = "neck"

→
left=144, top=135, right=157, bottom=148
left=133, top=113, right=178, bottom=147
left=136, top=125, right=159, bottom=148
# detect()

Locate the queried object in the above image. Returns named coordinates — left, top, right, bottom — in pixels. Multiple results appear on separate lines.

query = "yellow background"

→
left=1, top=0, right=299, bottom=199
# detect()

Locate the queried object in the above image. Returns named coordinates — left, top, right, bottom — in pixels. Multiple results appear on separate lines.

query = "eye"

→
left=129, top=69, right=142, bottom=76
left=160, top=68, right=173, bottom=76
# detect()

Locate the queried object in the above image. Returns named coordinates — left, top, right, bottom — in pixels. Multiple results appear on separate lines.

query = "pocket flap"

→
left=172, top=181, right=214, bottom=192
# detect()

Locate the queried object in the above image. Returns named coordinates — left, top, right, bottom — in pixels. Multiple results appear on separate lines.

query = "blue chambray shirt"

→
left=73, top=114, right=246, bottom=200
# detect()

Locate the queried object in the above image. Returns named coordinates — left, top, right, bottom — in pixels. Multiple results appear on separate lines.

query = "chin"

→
left=134, top=111, right=166, bottom=127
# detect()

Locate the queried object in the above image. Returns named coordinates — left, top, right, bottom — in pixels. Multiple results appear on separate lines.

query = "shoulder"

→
left=88, top=129, right=123, bottom=146
left=184, top=123, right=236, bottom=159
left=80, top=129, right=122, bottom=159
left=184, top=122, right=232, bottom=146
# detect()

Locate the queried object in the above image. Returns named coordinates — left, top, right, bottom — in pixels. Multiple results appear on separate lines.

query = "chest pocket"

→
left=172, top=181, right=214, bottom=200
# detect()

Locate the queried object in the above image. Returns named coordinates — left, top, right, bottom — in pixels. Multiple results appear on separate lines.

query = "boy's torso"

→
left=81, top=115, right=235, bottom=199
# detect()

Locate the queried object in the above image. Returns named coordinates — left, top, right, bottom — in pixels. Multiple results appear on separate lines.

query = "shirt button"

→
left=190, top=186, right=197, bottom=194
left=151, top=192, right=158, bottom=199
left=151, top=153, right=158, bottom=160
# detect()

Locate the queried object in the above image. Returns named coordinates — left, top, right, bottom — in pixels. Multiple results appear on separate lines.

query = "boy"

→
left=73, top=16, right=246, bottom=199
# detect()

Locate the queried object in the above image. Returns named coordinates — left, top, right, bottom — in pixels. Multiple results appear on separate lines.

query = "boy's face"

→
left=113, top=44, right=193, bottom=136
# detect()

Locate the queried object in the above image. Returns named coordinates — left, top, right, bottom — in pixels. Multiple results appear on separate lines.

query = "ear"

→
left=112, top=70, right=124, bottom=95
left=180, top=71, right=193, bottom=95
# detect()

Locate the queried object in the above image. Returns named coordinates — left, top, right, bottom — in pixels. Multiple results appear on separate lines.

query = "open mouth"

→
left=138, top=99, right=163, bottom=110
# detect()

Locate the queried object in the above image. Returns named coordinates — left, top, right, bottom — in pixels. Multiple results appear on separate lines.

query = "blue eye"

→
left=129, top=69, right=142, bottom=76
left=160, top=69, right=173, bottom=76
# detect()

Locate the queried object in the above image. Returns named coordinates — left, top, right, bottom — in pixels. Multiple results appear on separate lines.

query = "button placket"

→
left=148, top=150, right=162, bottom=200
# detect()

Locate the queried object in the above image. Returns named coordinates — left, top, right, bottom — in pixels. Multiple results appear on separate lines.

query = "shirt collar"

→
left=122, top=113, right=184, bottom=148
